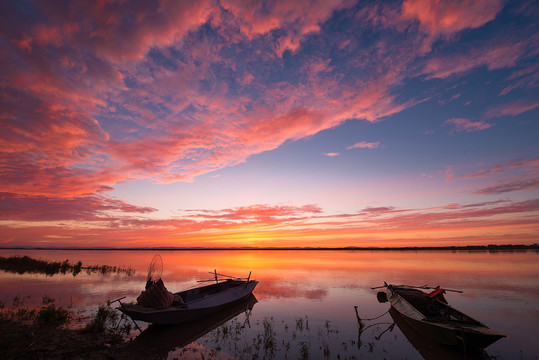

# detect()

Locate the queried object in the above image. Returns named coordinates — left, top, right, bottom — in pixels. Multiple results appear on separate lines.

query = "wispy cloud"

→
left=347, top=141, right=381, bottom=150
left=2, top=198, right=538, bottom=247
left=184, top=204, right=323, bottom=223
left=444, top=118, right=494, bottom=134
left=0, top=192, right=156, bottom=222
left=484, top=99, right=539, bottom=119
left=500, top=63, right=539, bottom=95
left=421, top=42, right=525, bottom=79
left=0, top=1, right=537, bottom=247
left=475, top=177, right=539, bottom=195
left=450, top=157, right=539, bottom=181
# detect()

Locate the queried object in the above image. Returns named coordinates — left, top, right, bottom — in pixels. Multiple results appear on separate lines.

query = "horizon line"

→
left=1, top=244, right=537, bottom=251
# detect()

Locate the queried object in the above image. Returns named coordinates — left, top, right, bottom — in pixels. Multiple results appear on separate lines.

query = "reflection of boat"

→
left=119, top=276, right=258, bottom=325
left=389, top=307, right=491, bottom=359
left=377, top=284, right=505, bottom=349
left=115, top=294, right=257, bottom=360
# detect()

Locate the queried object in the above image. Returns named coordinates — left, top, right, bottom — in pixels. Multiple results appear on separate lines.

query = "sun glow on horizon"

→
left=0, top=0, right=537, bottom=248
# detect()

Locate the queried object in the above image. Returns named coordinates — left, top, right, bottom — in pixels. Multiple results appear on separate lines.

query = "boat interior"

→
left=395, top=288, right=479, bottom=324
left=177, top=279, right=245, bottom=303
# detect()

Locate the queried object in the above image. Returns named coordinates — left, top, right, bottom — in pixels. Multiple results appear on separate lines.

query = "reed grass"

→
left=0, top=255, right=134, bottom=277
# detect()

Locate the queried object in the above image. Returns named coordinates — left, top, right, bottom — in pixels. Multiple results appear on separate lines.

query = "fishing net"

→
left=147, top=254, right=163, bottom=283
left=137, top=254, right=175, bottom=308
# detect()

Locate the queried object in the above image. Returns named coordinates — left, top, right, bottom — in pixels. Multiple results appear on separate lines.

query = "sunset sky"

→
left=1, top=0, right=538, bottom=248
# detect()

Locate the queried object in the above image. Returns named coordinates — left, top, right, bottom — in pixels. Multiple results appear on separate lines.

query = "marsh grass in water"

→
left=0, top=255, right=134, bottom=276
left=174, top=315, right=365, bottom=360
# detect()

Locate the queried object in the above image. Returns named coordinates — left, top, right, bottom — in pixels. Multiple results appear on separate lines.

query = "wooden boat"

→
left=114, top=294, right=257, bottom=359
left=389, top=307, right=491, bottom=359
left=377, top=283, right=505, bottom=349
left=118, top=274, right=258, bottom=325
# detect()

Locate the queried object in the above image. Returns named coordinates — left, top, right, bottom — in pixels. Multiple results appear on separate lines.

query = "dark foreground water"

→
left=1, top=249, right=537, bottom=359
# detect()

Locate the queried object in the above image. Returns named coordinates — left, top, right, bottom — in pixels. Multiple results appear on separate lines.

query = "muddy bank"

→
left=0, top=319, right=127, bottom=360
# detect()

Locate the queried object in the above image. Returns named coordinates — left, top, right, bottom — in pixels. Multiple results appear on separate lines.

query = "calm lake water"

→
left=1, top=249, right=538, bottom=359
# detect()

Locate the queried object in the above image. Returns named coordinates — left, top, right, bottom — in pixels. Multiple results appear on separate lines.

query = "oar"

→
left=433, top=287, right=464, bottom=293
left=370, top=283, right=463, bottom=293
left=371, top=281, right=390, bottom=290
left=403, top=284, right=464, bottom=293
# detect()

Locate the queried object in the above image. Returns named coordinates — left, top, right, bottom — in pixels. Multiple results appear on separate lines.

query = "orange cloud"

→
left=1, top=0, right=536, bottom=249
left=2, top=198, right=538, bottom=248
left=184, top=204, right=322, bottom=222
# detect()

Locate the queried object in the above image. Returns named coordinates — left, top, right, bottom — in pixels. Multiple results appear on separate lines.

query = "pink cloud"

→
left=484, top=99, right=539, bottom=119
left=323, top=152, right=340, bottom=157
left=0, top=0, right=535, bottom=249
left=438, top=93, right=461, bottom=105
left=347, top=141, right=381, bottom=150
left=0, top=192, right=156, bottom=222
left=181, top=204, right=323, bottom=226
left=77, top=1, right=214, bottom=62
left=15, top=34, right=33, bottom=52
left=444, top=118, right=494, bottom=134
left=475, top=177, right=539, bottom=195
left=0, top=0, right=425, bottom=200
left=448, top=157, right=539, bottom=181
left=500, top=63, right=539, bottom=95
left=2, top=197, right=538, bottom=247
left=422, top=42, right=524, bottom=79
left=402, top=0, right=503, bottom=37
left=219, top=0, right=354, bottom=56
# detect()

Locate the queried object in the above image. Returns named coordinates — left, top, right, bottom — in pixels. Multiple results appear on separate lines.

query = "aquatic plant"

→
left=262, top=317, right=277, bottom=356
left=0, top=255, right=134, bottom=277
left=0, top=297, right=73, bottom=328
left=81, top=304, right=119, bottom=333
left=37, top=304, right=72, bottom=327
left=298, top=341, right=310, bottom=359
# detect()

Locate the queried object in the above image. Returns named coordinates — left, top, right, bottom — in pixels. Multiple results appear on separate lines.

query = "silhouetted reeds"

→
left=0, top=255, right=134, bottom=277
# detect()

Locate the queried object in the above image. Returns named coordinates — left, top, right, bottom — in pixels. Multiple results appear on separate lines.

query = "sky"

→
left=0, top=0, right=538, bottom=248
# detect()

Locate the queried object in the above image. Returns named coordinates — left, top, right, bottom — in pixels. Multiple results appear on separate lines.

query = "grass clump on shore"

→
left=0, top=296, right=73, bottom=328
left=0, top=297, right=131, bottom=359
left=0, top=255, right=134, bottom=277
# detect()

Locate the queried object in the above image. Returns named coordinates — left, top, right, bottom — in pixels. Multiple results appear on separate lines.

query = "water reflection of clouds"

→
left=255, top=279, right=328, bottom=300
left=0, top=250, right=538, bottom=358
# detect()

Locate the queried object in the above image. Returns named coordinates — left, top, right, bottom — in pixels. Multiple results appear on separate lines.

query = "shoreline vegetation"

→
left=0, top=255, right=135, bottom=277
left=0, top=298, right=131, bottom=359
left=1, top=244, right=537, bottom=251
left=0, top=256, right=135, bottom=358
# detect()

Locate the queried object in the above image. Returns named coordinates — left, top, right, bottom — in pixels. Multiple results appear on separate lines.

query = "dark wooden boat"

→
left=389, top=307, right=491, bottom=359
left=119, top=276, right=258, bottom=325
left=379, top=283, right=504, bottom=349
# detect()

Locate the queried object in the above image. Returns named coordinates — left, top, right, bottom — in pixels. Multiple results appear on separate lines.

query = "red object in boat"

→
left=427, top=287, right=448, bottom=304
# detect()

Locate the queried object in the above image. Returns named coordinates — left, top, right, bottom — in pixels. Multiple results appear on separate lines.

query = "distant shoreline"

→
left=1, top=244, right=537, bottom=251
